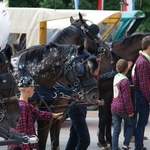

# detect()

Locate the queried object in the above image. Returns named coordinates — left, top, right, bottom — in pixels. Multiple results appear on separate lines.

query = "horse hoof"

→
left=51, top=147, right=60, bottom=150
left=97, top=142, right=107, bottom=147
left=101, top=146, right=111, bottom=150
left=97, top=142, right=102, bottom=147
left=144, top=136, right=148, bottom=140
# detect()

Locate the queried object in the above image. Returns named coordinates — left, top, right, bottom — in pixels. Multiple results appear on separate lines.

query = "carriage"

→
left=104, top=10, right=145, bottom=42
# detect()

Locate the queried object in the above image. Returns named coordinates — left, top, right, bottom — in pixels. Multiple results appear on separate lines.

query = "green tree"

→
left=135, top=0, right=150, bottom=32
left=39, top=0, right=97, bottom=10
left=9, top=0, right=40, bottom=7
left=8, top=0, right=150, bottom=32
left=104, top=0, right=120, bottom=10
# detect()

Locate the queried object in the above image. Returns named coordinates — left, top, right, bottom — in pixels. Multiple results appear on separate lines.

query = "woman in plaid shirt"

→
left=111, top=59, right=134, bottom=150
left=8, top=76, right=63, bottom=150
left=131, top=36, right=150, bottom=150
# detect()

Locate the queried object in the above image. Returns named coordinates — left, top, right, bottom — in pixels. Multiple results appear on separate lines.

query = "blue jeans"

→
left=134, top=90, right=149, bottom=150
left=112, top=113, right=134, bottom=150
left=65, top=107, right=90, bottom=150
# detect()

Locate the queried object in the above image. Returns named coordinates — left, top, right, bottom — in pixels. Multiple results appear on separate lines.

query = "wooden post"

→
left=39, top=21, right=47, bottom=44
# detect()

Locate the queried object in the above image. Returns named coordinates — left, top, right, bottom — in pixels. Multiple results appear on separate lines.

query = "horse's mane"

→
left=15, top=43, right=77, bottom=63
left=15, top=44, right=46, bottom=61
left=15, top=43, right=61, bottom=63
left=113, top=33, right=150, bottom=46
left=48, top=26, right=78, bottom=44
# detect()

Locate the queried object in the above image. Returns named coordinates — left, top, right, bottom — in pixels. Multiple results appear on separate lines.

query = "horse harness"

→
left=71, top=21, right=106, bottom=56
left=17, top=45, right=98, bottom=113
left=98, top=42, right=118, bottom=82
left=0, top=51, right=18, bottom=122
left=0, top=51, right=31, bottom=146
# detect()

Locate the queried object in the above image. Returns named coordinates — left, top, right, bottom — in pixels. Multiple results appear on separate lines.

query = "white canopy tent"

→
left=3, top=7, right=121, bottom=48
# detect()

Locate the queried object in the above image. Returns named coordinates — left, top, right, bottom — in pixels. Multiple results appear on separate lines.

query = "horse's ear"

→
left=46, top=42, right=57, bottom=49
left=70, top=16, right=74, bottom=23
left=79, top=12, right=84, bottom=23
left=78, top=44, right=84, bottom=55
left=2, top=44, right=12, bottom=61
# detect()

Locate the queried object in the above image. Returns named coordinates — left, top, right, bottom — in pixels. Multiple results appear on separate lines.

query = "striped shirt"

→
left=132, top=54, right=150, bottom=101
left=8, top=100, right=53, bottom=150
left=111, top=74, right=134, bottom=115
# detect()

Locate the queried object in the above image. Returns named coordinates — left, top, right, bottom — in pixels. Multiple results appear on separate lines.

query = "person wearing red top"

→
left=8, top=76, right=63, bottom=150
left=111, top=59, right=134, bottom=150
left=131, top=36, right=150, bottom=150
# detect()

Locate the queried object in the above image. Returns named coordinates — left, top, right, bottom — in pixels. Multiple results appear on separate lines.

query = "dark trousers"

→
left=65, top=107, right=90, bottom=150
left=134, top=90, right=149, bottom=150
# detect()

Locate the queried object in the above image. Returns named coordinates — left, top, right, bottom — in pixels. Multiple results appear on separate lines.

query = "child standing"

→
left=8, top=76, right=63, bottom=150
left=111, top=59, right=134, bottom=150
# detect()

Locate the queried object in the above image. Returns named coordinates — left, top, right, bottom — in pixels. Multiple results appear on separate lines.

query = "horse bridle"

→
left=63, top=45, right=98, bottom=101
left=71, top=21, right=107, bottom=56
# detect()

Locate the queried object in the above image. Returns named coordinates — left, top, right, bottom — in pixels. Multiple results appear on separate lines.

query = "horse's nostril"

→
left=93, top=95, right=96, bottom=100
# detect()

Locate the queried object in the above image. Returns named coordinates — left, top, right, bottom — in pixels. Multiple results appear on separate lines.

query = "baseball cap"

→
left=17, top=76, right=38, bottom=87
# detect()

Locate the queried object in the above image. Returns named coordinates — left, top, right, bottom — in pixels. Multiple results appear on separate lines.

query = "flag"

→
left=74, top=0, right=79, bottom=10
left=123, top=0, right=135, bottom=11
left=98, top=0, right=104, bottom=10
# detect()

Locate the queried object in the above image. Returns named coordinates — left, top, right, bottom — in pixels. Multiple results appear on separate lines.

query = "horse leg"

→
left=38, top=120, right=52, bottom=150
left=50, top=118, right=63, bottom=150
left=98, top=91, right=113, bottom=149
left=98, top=106, right=108, bottom=147
left=106, top=106, right=112, bottom=145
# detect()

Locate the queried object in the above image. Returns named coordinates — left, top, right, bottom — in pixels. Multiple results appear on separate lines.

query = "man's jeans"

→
left=65, top=107, right=90, bottom=150
left=112, top=113, right=134, bottom=150
left=134, top=90, right=149, bottom=150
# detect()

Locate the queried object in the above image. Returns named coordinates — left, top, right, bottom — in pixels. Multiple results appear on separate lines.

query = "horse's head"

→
left=70, top=12, right=110, bottom=57
left=64, top=44, right=99, bottom=104
left=0, top=46, right=20, bottom=131
left=11, top=43, right=99, bottom=104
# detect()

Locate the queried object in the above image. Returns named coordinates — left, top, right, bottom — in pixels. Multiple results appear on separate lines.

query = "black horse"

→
left=0, top=44, right=20, bottom=140
left=36, top=13, right=110, bottom=150
left=97, top=33, right=150, bottom=149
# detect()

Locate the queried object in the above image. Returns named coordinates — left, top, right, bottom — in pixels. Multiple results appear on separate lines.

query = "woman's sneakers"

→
left=122, top=145, right=130, bottom=150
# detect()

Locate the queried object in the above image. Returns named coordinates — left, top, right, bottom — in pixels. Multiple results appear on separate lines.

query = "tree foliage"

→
left=135, top=0, right=150, bottom=32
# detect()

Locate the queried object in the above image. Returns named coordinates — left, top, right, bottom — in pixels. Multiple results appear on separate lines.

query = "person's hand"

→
left=128, top=61, right=133, bottom=70
left=53, top=112, right=63, bottom=120
left=128, top=113, right=134, bottom=117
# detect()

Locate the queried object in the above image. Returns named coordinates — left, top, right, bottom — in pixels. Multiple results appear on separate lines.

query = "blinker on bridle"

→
left=64, top=46, right=97, bottom=101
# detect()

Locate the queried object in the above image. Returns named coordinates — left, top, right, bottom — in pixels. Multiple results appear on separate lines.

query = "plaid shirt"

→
left=111, top=75, right=134, bottom=115
left=8, top=100, right=53, bottom=150
left=132, top=54, right=150, bottom=101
